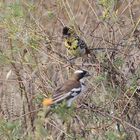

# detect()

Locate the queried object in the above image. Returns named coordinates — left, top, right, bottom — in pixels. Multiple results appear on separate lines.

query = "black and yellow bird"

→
left=62, top=26, right=90, bottom=58
left=62, top=26, right=118, bottom=63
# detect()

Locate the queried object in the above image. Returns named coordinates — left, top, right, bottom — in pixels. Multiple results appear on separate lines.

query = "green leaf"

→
left=47, top=11, right=55, bottom=19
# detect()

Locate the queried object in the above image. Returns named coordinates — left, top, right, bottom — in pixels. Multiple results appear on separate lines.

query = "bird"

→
left=43, top=70, right=90, bottom=108
left=62, top=26, right=118, bottom=61
left=62, top=26, right=90, bottom=58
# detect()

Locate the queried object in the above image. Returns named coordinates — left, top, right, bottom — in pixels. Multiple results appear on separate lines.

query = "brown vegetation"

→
left=0, top=0, right=140, bottom=139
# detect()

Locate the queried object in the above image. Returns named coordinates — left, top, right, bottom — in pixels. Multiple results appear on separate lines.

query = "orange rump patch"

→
left=42, top=98, right=53, bottom=106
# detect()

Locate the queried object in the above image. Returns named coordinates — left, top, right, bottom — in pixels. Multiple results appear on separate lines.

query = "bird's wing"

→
left=52, top=80, right=81, bottom=104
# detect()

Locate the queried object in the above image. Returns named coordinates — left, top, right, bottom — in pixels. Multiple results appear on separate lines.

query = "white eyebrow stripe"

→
left=74, top=70, right=83, bottom=74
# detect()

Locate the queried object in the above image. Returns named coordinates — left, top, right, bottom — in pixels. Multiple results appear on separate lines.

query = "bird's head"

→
left=62, top=26, right=74, bottom=38
left=73, top=70, right=90, bottom=81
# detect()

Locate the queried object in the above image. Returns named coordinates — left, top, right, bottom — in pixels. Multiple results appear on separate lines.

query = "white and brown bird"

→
left=43, top=70, right=90, bottom=107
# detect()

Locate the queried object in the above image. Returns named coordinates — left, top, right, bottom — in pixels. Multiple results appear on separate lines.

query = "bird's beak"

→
left=85, top=72, right=90, bottom=77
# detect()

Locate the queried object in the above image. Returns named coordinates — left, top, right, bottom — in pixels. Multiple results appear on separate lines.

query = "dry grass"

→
left=0, top=0, right=140, bottom=139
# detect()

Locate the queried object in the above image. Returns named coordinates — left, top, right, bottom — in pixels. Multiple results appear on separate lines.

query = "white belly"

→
left=66, top=82, right=86, bottom=107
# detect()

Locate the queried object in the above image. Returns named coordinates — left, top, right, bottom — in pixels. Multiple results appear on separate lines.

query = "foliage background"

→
left=0, top=0, right=140, bottom=139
